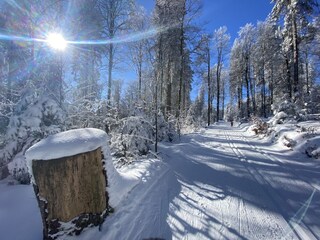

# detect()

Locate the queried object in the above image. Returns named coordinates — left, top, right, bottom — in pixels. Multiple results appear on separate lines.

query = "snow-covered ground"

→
left=1, top=122, right=319, bottom=239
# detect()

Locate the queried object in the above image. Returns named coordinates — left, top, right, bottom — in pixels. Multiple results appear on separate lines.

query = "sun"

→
left=46, top=33, right=67, bottom=51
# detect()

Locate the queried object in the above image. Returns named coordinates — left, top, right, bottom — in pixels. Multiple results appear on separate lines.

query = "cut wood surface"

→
left=32, top=147, right=106, bottom=222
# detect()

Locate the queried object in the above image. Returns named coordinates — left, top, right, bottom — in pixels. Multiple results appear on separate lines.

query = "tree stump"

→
left=32, top=148, right=108, bottom=239
left=31, top=147, right=109, bottom=239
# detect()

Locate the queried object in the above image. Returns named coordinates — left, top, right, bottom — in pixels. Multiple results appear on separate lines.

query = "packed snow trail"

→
left=158, top=124, right=319, bottom=240
left=70, top=122, right=320, bottom=240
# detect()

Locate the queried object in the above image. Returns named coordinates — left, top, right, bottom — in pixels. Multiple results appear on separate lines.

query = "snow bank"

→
left=261, top=120, right=320, bottom=160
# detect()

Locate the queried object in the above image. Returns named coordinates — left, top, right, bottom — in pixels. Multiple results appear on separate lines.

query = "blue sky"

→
left=123, top=0, right=274, bottom=99
left=137, top=0, right=273, bottom=42
left=200, top=0, right=273, bottom=40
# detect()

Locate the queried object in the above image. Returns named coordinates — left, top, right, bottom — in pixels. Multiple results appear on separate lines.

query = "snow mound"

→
left=268, top=111, right=288, bottom=126
left=310, top=146, right=320, bottom=158
left=262, top=120, right=320, bottom=160
left=280, top=131, right=301, bottom=148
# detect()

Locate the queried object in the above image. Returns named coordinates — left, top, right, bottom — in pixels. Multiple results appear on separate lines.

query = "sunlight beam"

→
left=46, top=33, right=67, bottom=51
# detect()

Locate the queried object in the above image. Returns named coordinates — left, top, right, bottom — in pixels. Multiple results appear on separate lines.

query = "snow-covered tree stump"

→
left=25, top=128, right=111, bottom=240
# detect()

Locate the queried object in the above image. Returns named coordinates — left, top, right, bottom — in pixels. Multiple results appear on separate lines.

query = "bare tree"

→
left=212, top=26, right=230, bottom=121
left=98, top=0, right=132, bottom=104
left=128, top=4, right=149, bottom=100
left=195, top=34, right=212, bottom=126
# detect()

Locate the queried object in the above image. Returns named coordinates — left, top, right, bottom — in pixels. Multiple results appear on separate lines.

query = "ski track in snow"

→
left=2, top=123, right=320, bottom=240
left=159, top=124, right=320, bottom=240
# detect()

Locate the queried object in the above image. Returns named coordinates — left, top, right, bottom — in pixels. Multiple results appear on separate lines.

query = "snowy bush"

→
left=306, top=147, right=320, bottom=159
left=103, top=106, right=120, bottom=134
left=184, top=104, right=205, bottom=132
left=110, top=116, right=154, bottom=161
left=154, top=113, right=177, bottom=142
left=272, top=97, right=297, bottom=116
left=281, top=135, right=297, bottom=148
left=0, top=95, right=65, bottom=182
left=271, top=94, right=309, bottom=122
left=250, top=116, right=268, bottom=135
left=308, top=86, right=320, bottom=114
left=268, top=111, right=288, bottom=126
left=67, top=100, right=107, bottom=130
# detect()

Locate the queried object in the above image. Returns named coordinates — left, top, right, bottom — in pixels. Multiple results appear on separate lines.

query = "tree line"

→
left=0, top=0, right=320, bottom=179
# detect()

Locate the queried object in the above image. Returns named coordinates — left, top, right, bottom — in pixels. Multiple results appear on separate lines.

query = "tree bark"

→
left=286, top=57, right=292, bottom=99
left=207, top=53, right=211, bottom=126
left=107, top=43, right=113, bottom=105
left=245, top=57, right=250, bottom=118
left=32, top=147, right=108, bottom=239
left=292, top=13, right=299, bottom=100
left=216, top=59, right=221, bottom=122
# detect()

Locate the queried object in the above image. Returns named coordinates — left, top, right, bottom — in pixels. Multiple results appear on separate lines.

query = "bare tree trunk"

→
left=178, top=24, right=185, bottom=118
left=207, top=54, right=211, bottom=126
left=261, top=71, right=267, bottom=118
left=305, top=51, right=310, bottom=95
left=245, top=58, right=250, bottom=118
left=7, top=42, right=14, bottom=111
left=155, top=34, right=164, bottom=153
left=222, top=80, right=225, bottom=120
left=107, top=44, right=113, bottom=105
left=155, top=79, right=158, bottom=153
left=182, top=79, right=187, bottom=117
left=292, top=13, right=299, bottom=100
left=216, top=61, right=221, bottom=121
left=166, top=65, right=172, bottom=116
left=270, top=66, right=274, bottom=106
left=286, top=57, right=292, bottom=99
left=138, top=58, right=142, bottom=99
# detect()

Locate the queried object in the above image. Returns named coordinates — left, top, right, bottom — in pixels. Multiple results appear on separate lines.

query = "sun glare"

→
left=46, top=33, right=67, bottom=51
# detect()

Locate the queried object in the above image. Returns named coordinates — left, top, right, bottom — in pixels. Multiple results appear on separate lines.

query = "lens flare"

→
left=46, top=33, right=67, bottom=51
left=0, top=23, right=178, bottom=48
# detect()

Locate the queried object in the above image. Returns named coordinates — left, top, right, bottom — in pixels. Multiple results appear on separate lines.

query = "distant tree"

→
left=71, top=0, right=103, bottom=102
left=153, top=0, right=198, bottom=119
left=252, top=21, right=280, bottom=117
left=230, top=24, right=256, bottom=119
left=128, top=4, right=149, bottom=100
left=212, top=26, right=230, bottom=121
left=270, top=0, right=319, bottom=102
left=195, top=34, right=213, bottom=126
left=229, top=39, right=243, bottom=119
left=98, top=0, right=132, bottom=104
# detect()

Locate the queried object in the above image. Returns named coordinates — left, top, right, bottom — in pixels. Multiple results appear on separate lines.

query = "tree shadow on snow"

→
left=160, top=130, right=320, bottom=239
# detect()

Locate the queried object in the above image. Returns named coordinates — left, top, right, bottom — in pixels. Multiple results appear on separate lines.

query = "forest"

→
left=0, top=0, right=320, bottom=182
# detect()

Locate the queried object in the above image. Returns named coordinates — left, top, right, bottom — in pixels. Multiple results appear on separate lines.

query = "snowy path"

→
left=1, top=123, right=320, bottom=240
left=74, top=123, right=320, bottom=240
left=158, top=124, right=319, bottom=240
